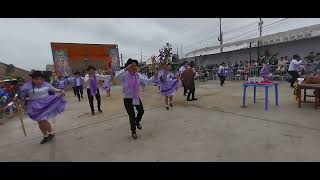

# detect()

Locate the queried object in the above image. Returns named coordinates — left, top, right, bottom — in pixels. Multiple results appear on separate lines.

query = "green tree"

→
left=158, top=43, right=173, bottom=65
left=5, top=64, right=15, bottom=78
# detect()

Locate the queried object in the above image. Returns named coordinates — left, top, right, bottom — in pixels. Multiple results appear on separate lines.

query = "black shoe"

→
left=136, top=123, right=142, bottom=130
left=40, top=137, right=49, bottom=144
left=169, top=103, right=173, bottom=107
left=132, top=132, right=138, bottom=139
left=192, top=98, right=198, bottom=101
left=47, top=134, right=55, bottom=142
left=92, top=112, right=95, bottom=116
left=81, top=96, right=84, bottom=99
left=98, top=109, right=103, bottom=113
left=166, top=106, right=169, bottom=110
left=78, top=99, right=81, bottom=102
left=187, top=99, right=192, bottom=101
left=183, top=94, right=187, bottom=96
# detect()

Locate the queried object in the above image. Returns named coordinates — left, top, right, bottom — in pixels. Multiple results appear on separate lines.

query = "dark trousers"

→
left=123, top=98, right=144, bottom=132
left=183, top=86, right=188, bottom=95
left=182, top=81, right=187, bottom=95
left=72, top=87, right=77, bottom=96
left=288, top=71, right=299, bottom=87
left=87, top=88, right=101, bottom=113
left=219, top=75, right=226, bottom=86
left=76, top=85, right=83, bottom=100
left=187, top=82, right=195, bottom=100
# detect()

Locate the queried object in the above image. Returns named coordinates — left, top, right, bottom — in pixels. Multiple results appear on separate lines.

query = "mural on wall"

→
left=52, top=49, right=71, bottom=77
left=109, top=47, right=120, bottom=71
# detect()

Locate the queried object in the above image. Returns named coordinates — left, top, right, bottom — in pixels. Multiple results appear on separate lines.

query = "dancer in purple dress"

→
left=56, top=75, right=68, bottom=90
left=259, top=63, right=271, bottom=79
left=159, top=63, right=180, bottom=110
left=102, top=71, right=112, bottom=97
left=115, top=59, right=154, bottom=139
left=19, top=71, right=66, bottom=144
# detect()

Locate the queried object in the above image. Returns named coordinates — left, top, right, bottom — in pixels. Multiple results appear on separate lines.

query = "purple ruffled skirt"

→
left=102, top=81, right=112, bottom=91
left=27, top=94, right=66, bottom=121
left=160, top=79, right=179, bottom=96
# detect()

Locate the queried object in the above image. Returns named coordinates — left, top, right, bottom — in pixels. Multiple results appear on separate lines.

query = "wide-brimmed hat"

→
left=74, top=71, right=81, bottom=75
left=29, top=71, right=45, bottom=79
left=87, top=66, right=96, bottom=71
left=125, top=58, right=139, bottom=68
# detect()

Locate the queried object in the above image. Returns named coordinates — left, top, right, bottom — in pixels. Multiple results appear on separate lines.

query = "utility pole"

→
left=258, top=18, right=263, bottom=61
left=180, top=43, right=183, bottom=59
left=120, top=53, right=123, bottom=67
left=218, top=18, right=223, bottom=53
left=177, top=45, right=179, bottom=60
left=249, top=42, right=252, bottom=62
left=140, top=49, right=142, bottom=63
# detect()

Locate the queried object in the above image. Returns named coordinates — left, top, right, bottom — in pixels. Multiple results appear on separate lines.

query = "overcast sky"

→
left=1, top=18, right=320, bottom=70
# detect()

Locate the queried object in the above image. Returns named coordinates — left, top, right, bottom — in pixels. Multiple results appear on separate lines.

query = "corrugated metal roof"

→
left=187, top=24, right=320, bottom=56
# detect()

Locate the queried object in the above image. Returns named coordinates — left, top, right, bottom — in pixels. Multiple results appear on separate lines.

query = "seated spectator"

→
left=260, top=63, right=271, bottom=78
left=239, top=61, right=243, bottom=67
left=275, top=57, right=288, bottom=74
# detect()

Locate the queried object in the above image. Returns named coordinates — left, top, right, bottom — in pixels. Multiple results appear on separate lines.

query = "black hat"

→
left=293, top=54, right=301, bottom=60
left=74, top=71, right=80, bottom=75
left=29, top=70, right=45, bottom=79
left=132, top=59, right=139, bottom=66
left=125, top=58, right=139, bottom=68
left=87, top=66, right=96, bottom=71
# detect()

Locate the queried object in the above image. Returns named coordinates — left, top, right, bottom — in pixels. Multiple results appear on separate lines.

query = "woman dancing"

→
left=159, top=63, right=180, bottom=110
left=19, top=71, right=66, bottom=144
left=102, top=71, right=112, bottom=97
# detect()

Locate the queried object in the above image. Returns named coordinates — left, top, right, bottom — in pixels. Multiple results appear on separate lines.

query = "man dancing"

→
left=182, top=61, right=198, bottom=101
left=114, top=59, right=154, bottom=139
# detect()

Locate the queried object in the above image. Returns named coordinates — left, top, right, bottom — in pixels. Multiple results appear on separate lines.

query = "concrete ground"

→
left=0, top=80, right=319, bottom=161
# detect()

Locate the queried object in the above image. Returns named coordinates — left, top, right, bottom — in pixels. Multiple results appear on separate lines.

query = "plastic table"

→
left=242, top=82, right=279, bottom=111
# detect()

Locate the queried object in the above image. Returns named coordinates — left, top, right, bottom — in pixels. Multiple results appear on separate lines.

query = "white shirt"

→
left=288, top=59, right=303, bottom=71
left=75, top=77, right=84, bottom=86
left=115, top=69, right=154, bottom=85
left=115, top=69, right=154, bottom=98
left=84, top=74, right=111, bottom=89
left=219, top=65, right=226, bottom=75
left=178, top=66, right=186, bottom=76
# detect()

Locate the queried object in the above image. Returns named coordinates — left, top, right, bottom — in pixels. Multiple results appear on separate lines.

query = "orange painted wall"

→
left=51, top=43, right=117, bottom=64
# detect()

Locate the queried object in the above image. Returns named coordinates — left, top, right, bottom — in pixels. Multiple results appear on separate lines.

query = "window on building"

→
left=283, top=37, right=288, bottom=41
left=275, top=38, right=280, bottom=43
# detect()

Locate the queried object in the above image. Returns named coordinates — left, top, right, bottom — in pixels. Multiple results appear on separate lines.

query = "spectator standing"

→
left=288, top=54, right=303, bottom=88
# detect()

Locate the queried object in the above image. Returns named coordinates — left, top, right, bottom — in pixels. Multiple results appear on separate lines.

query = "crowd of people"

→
left=12, top=58, right=203, bottom=143
left=3, top=51, right=320, bottom=145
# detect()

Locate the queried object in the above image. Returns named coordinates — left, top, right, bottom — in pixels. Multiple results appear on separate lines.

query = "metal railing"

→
left=202, top=62, right=320, bottom=81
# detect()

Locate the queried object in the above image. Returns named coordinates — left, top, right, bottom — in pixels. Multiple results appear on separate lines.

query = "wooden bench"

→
left=297, top=83, right=320, bottom=109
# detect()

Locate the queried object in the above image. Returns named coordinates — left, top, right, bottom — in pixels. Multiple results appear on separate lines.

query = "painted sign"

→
left=52, top=49, right=72, bottom=77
